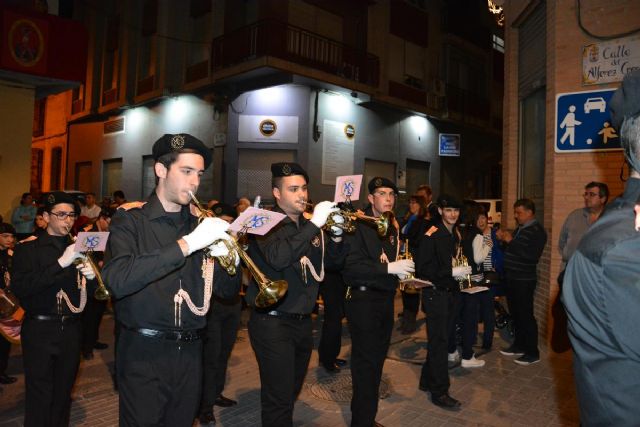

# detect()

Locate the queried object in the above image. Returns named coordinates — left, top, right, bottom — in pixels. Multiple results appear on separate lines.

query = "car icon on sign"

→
left=584, top=97, right=606, bottom=114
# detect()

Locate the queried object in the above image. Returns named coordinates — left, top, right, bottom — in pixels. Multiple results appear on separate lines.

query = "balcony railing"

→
left=212, top=19, right=379, bottom=88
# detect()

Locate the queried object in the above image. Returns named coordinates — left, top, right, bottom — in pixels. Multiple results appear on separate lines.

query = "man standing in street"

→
left=11, top=193, right=36, bottom=241
left=103, top=134, right=234, bottom=426
left=80, top=192, right=102, bottom=220
left=416, top=194, right=470, bottom=411
left=563, top=69, right=640, bottom=425
left=12, top=192, right=97, bottom=426
left=247, top=162, right=345, bottom=427
left=498, top=199, right=547, bottom=366
left=558, top=181, right=608, bottom=270
left=342, top=177, right=413, bottom=426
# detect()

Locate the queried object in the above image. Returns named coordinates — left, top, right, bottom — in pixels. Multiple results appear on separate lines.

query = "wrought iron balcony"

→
left=212, top=19, right=379, bottom=88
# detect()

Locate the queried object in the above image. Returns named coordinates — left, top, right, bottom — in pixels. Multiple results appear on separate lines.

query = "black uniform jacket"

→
left=12, top=232, right=96, bottom=315
left=246, top=206, right=346, bottom=314
left=416, top=221, right=459, bottom=292
left=341, top=207, right=399, bottom=292
left=103, top=192, right=224, bottom=330
left=563, top=177, right=640, bottom=426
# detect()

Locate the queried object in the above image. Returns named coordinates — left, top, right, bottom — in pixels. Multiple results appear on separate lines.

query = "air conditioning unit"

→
left=432, top=79, right=446, bottom=97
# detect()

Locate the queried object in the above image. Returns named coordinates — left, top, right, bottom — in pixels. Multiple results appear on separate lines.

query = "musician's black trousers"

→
left=345, top=289, right=394, bottom=427
left=419, top=288, right=459, bottom=397
left=0, top=334, right=10, bottom=374
left=81, top=297, right=107, bottom=353
left=200, top=300, right=241, bottom=413
left=248, top=311, right=312, bottom=427
left=21, top=316, right=81, bottom=427
left=318, top=272, right=345, bottom=366
left=116, top=328, right=202, bottom=427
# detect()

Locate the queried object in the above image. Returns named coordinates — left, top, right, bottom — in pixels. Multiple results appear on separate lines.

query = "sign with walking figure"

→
left=555, top=89, right=620, bottom=153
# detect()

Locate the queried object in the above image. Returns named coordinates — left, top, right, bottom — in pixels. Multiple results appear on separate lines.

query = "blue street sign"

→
left=555, top=88, right=620, bottom=153
left=439, top=133, right=461, bottom=157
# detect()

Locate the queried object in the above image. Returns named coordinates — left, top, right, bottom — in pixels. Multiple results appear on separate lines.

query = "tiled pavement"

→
left=0, top=295, right=580, bottom=426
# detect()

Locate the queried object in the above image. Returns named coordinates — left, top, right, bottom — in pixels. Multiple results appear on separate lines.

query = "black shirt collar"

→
left=145, top=191, right=190, bottom=221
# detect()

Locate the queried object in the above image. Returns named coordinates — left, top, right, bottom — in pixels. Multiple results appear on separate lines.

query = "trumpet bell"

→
left=255, top=280, right=288, bottom=308
left=94, top=286, right=110, bottom=301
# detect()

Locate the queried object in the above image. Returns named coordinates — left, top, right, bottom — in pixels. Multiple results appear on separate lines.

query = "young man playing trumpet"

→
left=342, top=177, right=414, bottom=427
left=247, top=162, right=346, bottom=427
left=12, top=192, right=97, bottom=426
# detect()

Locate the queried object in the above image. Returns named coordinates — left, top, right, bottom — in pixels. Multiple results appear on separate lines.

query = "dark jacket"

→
left=415, top=221, right=460, bottom=292
left=563, top=177, right=640, bottom=426
left=342, top=207, right=400, bottom=293
left=247, top=206, right=346, bottom=314
left=12, top=232, right=96, bottom=315
left=103, top=192, right=209, bottom=330
left=503, top=219, right=547, bottom=281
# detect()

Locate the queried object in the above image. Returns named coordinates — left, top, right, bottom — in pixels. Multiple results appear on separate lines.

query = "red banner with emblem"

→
left=1, top=9, right=48, bottom=74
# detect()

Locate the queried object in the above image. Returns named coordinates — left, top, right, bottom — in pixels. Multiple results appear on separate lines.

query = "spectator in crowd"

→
left=236, top=197, right=251, bottom=215
left=81, top=192, right=102, bottom=220
left=558, top=182, right=609, bottom=271
left=498, top=199, right=547, bottom=366
left=416, top=184, right=438, bottom=221
left=476, top=212, right=502, bottom=352
left=11, top=193, right=37, bottom=240
left=109, top=191, right=127, bottom=209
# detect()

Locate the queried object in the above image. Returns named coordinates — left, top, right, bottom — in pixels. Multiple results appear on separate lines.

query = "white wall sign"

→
left=583, top=35, right=640, bottom=85
left=322, top=120, right=355, bottom=185
left=238, top=115, right=299, bottom=143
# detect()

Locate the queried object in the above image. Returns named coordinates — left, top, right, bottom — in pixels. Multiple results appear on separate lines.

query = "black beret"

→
left=211, top=203, right=237, bottom=219
left=152, top=134, right=212, bottom=169
left=437, top=194, right=463, bottom=209
left=44, top=191, right=78, bottom=213
left=610, top=69, right=640, bottom=131
left=0, top=223, right=16, bottom=235
left=270, top=162, right=309, bottom=183
left=368, top=176, right=398, bottom=194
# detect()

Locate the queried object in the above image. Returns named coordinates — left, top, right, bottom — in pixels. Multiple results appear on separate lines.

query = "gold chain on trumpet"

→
left=173, top=258, right=214, bottom=327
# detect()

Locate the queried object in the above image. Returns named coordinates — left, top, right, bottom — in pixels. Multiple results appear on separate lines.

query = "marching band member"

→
left=246, top=162, right=346, bottom=427
left=342, top=177, right=413, bottom=427
left=102, top=134, right=234, bottom=427
left=198, top=203, right=243, bottom=425
left=415, top=195, right=470, bottom=411
left=0, top=222, right=17, bottom=385
left=12, top=192, right=97, bottom=426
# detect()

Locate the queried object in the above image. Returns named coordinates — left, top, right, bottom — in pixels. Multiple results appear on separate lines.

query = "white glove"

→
left=452, top=265, right=472, bottom=278
left=207, top=235, right=241, bottom=266
left=329, top=213, right=344, bottom=236
left=387, top=259, right=415, bottom=279
left=183, top=217, right=231, bottom=256
left=58, top=244, right=84, bottom=268
left=310, top=201, right=339, bottom=229
left=76, top=261, right=96, bottom=280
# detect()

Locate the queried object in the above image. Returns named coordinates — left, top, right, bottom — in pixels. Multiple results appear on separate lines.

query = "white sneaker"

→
left=448, top=350, right=460, bottom=363
left=461, top=355, right=485, bottom=368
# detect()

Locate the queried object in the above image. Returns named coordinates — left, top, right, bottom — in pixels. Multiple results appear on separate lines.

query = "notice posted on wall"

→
left=322, top=120, right=355, bottom=185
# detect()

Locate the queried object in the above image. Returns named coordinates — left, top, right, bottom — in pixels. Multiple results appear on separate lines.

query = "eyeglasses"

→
left=49, top=211, right=78, bottom=220
left=583, top=192, right=600, bottom=198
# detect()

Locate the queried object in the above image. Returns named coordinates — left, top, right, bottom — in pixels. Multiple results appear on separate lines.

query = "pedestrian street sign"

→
left=555, top=88, right=620, bottom=153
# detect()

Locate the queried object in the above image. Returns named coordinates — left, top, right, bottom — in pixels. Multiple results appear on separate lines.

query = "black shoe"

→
left=418, top=384, right=429, bottom=392
left=93, top=342, right=109, bottom=350
left=322, top=362, right=341, bottom=373
left=514, top=354, right=540, bottom=366
left=82, top=351, right=94, bottom=360
left=198, top=411, right=216, bottom=425
left=0, top=374, right=17, bottom=384
left=214, top=395, right=237, bottom=407
left=335, top=358, right=347, bottom=366
left=499, top=345, right=525, bottom=357
left=431, top=394, right=461, bottom=411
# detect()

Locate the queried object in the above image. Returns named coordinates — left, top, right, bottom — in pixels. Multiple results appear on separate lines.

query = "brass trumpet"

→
left=398, top=240, right=419, bottom=294
left=189, top=192, right=288, bottom=308
left=69, top=235, right=110, bottom=301
left=452, top=244, right=472, bottom=290
left=304, top=202, right=393, bottom=237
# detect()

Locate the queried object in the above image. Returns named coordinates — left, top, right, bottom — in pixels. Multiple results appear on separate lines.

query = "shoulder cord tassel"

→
left=173, top=257, right=214, bottom=327
left=300, top=232, right=325, bottom=284
left=56, top=270, right=87, bottom=314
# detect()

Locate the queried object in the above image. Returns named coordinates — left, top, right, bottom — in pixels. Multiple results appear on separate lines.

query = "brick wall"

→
left=504, top=0, right=637, bottom=350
